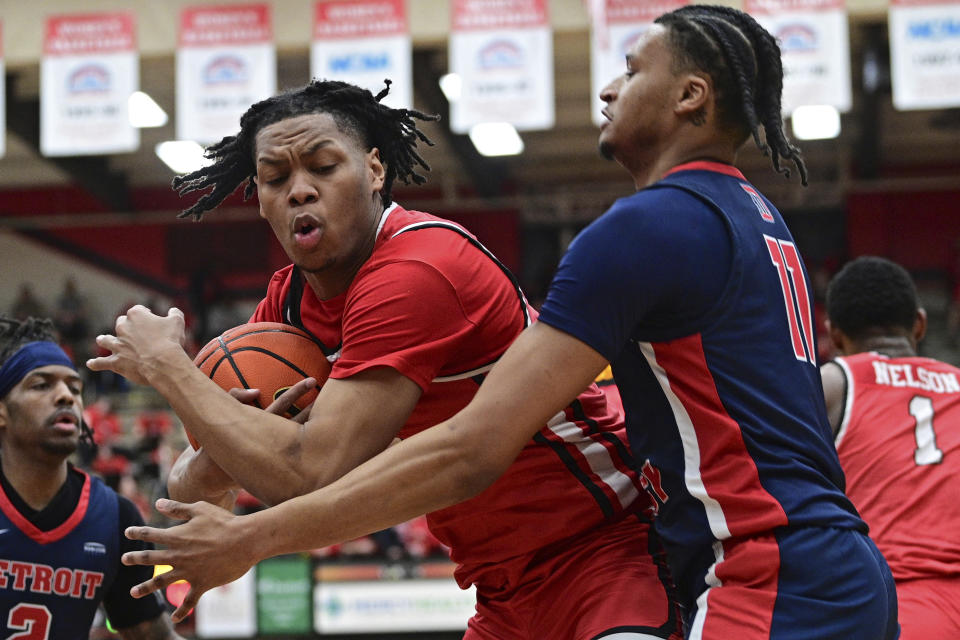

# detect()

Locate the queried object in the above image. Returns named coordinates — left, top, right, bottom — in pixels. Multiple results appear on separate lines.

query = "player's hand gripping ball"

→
left=188, top=322, right=332, bottom=449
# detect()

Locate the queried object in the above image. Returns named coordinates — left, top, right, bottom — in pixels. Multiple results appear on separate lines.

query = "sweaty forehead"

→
left=22, top=365, right=82, bottom=385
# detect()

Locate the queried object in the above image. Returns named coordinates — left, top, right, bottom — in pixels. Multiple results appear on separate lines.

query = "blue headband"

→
left=0, top=341, right=77, bottom=400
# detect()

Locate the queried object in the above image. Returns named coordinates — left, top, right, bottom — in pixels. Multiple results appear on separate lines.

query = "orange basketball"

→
left=188, top=322, right=331, bottom=449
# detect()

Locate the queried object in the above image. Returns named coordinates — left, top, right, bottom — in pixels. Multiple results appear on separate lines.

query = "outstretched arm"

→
left=88, top=306, right=422, bottom=505
left=124, top=322, right=609, bottom=621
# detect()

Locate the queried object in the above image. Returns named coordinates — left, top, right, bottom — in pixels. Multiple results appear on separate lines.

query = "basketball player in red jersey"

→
left=822, top=256, right=960, bottom=639
left=88, top=80, right=681, bottom=639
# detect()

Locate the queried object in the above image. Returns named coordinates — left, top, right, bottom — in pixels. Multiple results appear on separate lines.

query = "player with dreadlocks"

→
left=0, top=315, right=182, bottom=639
left=111, top=9, right=898, bottom=638
left=90, top=79, right=684, bottom=638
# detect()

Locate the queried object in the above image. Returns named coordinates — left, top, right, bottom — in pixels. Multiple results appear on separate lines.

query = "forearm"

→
left=246, top=409, right=502, bottom=559
left=243, top=323, right=607, bottom=558
left=166, top=447, right=238, bottom=511
left=145, top=347, right=316, bottom=504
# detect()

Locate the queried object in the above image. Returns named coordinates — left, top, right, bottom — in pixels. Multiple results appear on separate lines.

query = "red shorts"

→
left=897, top=576, right=960, bottom=640
left=464, top=516, right=682, bottom=640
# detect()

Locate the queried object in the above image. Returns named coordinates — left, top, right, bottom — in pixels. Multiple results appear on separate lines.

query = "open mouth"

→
left=50, top=411, right=79, bottom=433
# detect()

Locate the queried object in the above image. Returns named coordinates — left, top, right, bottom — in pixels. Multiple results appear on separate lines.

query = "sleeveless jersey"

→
left=538, top=162, right=865, bottom=600
left=834, top=352, right=960, bottom=581
left=252, top=203, right=647, bottom=587
left=1, top=470, right=120, bottom=640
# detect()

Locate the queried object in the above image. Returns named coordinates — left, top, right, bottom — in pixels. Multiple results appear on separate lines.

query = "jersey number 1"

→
left=765, top=236, right=815, bottom=365
left=909, top=395, right=944, bottom=465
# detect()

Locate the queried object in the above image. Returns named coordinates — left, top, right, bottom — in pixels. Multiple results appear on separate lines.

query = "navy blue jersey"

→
left=538, top=161, right=865, bottom=598
left=0, top=468, right=162, bottom=639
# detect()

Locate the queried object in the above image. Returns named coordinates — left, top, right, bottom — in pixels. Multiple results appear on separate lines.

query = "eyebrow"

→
left=26, top=371, right=83, bottom=385
left=257, top=140, right=335, bottom=166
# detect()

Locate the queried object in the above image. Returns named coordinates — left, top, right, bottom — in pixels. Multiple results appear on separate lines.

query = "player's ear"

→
left=826, top=319, right=846, bottom=354
left=676, top=73, right=710, bottom=120
left=913, top=308, right=928, bottom=344
left=0, top=400, right=8, bottom=431
left=367, top=148, right=385, bottom=192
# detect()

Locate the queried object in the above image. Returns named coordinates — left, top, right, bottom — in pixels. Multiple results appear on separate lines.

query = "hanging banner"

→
left=889, top=0, right=960, bottom=110
left=40, top=12, right=139, bottom=157
left=195, top=568, right=257, bottom=637
left=0, top=21, right=5, bottom=159
left=746, top=0, right=852, bottom=115
left=311, top=0, right=412, bottom=109
left=448, top=0, right=554, bottom=133
left=589, top=1, right=688, bottom=126
left=177, top=3, right=276, bottom=145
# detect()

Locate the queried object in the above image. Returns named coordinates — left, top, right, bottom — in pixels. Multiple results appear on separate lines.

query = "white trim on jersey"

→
left=639, top=342, right=732, bottom=540
left=545, top=411, right=640, bottom=511
left=431, top=362, right=496, bottom=382
left=598, top=634, right=671, bottom=640
left=833, top=357, right=856, bottom=449
left=377, top=202, right=399, bottom=237
left=688, top=540, right=726, bottom=640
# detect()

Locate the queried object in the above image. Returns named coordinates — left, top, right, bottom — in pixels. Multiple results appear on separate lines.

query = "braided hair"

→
left=655, top=5, right=807, bottom=185
left=173, top=79, right=440, bottom=220
left=0, top=314, right=95, bottom=445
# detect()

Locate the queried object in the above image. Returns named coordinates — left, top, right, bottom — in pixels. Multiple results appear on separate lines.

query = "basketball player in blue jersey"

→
left=119, top=6, right=898, bottom=638
left=0, top=315, right=181, bottom=640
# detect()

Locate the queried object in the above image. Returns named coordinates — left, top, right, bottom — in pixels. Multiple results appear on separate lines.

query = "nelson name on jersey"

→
left=0, top=559, right=104, bottom=599
left=871, top=360, right=960, bottom=393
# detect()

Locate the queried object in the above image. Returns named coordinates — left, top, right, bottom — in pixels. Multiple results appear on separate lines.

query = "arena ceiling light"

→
left=469, top=122, right=524, bottom=157
left=790, top=105, right=841, bottom=141
left=439, top=73, right=462, bottom=102
left=128, top=91, right=168, bottom=128
left=155, top=140, right=211, bottom=174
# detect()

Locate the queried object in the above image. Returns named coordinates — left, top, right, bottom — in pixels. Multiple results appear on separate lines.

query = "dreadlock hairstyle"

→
left=172, top=79, right=440, bottom=220
left=655, top=5, right=808, bottom=185
left=826, top=257, right=920, bottom=341
left=0, top=314, right=95, bottom=445
left=0, top=315, right=59, bottom=367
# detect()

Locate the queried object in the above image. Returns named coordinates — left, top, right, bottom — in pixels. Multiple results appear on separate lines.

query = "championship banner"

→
left=448, top=0, right=554, bottom=133
left=40, top=12, right=139, bottom=156
left=177, top=3, right=276, bottom=145
left=889, top=0, right=960, bottom=110
left=0, top=21, right=5, bottom=159
left=745, top=0, right=852, bottom=115
left=588, top=0, right=688, bottom=126
left=311, top=0, right=412, bottom=109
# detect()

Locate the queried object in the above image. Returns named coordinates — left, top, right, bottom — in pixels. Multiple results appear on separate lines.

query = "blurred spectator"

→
left=92, top=445, right=131, bottom=492
left=54, top=277, right=92, bottom=362
left=10, top=283, right=46, bottom=320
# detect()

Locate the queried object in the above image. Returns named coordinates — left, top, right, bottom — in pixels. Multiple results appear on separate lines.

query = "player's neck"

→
left=0, top=449, right=69, bottom=511
left=854, top=336, right=917, bottom=359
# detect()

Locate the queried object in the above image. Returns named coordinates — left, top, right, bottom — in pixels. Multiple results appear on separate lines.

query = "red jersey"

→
left=252, top=204, right=646, bottom=587
left=834, top=352, right=960, bottom=581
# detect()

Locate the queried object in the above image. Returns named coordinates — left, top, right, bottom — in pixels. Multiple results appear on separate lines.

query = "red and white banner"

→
left=0, top=21, right=5, bottom=159
left=311, top=0, right=412, bottom=109
left=40, top=12, right=139, bottom=156
left=448, top=0, right=554, bottom=133
left=588, top=0, right=687, bottom=126
left=889, top=0, right=960, bottom=110
left=746, top=0, right=852, bottom=114
left=176, top=3, right=276, bottom=145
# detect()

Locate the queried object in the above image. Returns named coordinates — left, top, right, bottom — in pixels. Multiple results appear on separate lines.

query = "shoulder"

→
left=115, top=493, right=147, bottom=527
